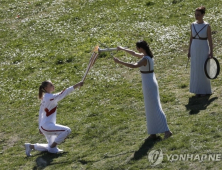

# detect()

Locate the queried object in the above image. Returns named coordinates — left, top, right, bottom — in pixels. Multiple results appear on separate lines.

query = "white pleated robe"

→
left=190, top=21, right=212, bottom=94
left=140, top=56, right=170, bottom=134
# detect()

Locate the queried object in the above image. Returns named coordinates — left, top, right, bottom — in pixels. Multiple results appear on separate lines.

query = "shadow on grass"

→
left=32, top=151, right=68, bottom=170
left=129, top=136, right=162, bottom=161
left=185, top=95, right=218, bottom=115
left=78, top=137, right=162, bottom=166
left=78, top=150, right=135, bottom=165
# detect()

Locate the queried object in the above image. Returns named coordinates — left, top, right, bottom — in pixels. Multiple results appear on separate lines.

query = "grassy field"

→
left=1, top=0, right=222, bottom=169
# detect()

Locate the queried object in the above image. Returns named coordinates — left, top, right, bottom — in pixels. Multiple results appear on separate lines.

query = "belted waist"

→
left=140, top=70, right=154, bottom=74
left=192, top=37, right=207, bottom=40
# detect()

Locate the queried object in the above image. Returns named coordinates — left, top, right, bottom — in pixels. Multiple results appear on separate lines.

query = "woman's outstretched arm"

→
left=117, top=46, right=144, bottom=58
left=113, top=57, right=147, bottom=68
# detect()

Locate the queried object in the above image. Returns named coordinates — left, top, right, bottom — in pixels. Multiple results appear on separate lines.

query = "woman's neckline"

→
left=195, top=21, right=205, bottom=24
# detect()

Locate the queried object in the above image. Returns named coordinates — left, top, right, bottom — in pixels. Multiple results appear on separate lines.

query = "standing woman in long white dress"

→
left=113, top=40, right=172, bottom=139
left=188, top=6, right=213, bottom=97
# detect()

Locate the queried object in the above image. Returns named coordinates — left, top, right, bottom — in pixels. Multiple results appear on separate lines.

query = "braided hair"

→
left=136, top=40, right=154, bottom=58
left=38, top=81, right=50, bottom=99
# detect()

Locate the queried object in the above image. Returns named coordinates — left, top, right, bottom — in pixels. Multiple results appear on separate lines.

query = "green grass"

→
left=1, top=0, right=222, bottom=169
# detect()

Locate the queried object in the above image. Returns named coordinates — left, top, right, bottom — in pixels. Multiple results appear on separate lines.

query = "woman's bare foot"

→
left=164, top=131, right=172, bottom=139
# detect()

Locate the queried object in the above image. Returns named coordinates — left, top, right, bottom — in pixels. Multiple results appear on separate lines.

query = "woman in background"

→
left=188, top=6, right=213, bottom=97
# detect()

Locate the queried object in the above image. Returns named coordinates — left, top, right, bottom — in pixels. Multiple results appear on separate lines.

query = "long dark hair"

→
left=136, top=40, right=154, bottom=58
left=39, top=81, right=50, bottom=99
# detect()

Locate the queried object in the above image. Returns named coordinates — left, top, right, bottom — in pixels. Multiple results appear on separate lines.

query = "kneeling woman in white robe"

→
left=113, top=40, right=172, bottom=139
